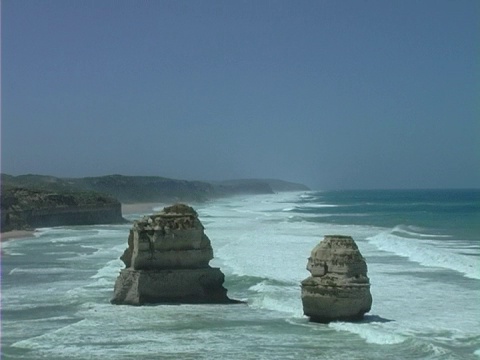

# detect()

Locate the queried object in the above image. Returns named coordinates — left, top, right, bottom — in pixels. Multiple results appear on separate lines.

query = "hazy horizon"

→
left=2, top=1, right=479, bottom=190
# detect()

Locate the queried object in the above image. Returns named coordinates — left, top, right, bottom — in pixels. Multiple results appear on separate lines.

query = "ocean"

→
left=1, top=190, right=479, bottom=359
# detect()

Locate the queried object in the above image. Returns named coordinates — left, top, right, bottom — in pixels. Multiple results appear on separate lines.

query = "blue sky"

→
left=2, top=0, right=479, bottom=189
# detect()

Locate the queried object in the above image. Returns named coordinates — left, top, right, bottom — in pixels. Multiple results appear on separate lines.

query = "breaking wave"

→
left=367, top=228, right=480, bottom=279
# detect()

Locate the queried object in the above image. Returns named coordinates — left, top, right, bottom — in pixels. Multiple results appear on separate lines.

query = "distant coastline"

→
left=0, top=173, right=310, bottom=235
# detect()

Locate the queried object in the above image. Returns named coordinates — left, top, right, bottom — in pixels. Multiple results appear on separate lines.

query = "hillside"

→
left=1, top=174, right=309, bottom=203
left=0, top=174, right=310, bottom=232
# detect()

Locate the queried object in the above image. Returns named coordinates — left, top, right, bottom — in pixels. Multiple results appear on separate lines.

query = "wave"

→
left=9, top=267, right=75, bottom=276
left=391, top=225, right=451, bottom=239
left=90, top=259, right=123, bottom=280
left=329, top=322, right=406, bottom=345
left=300, top=192, right=317, bottom=198
left=44, top=251, right=78, bottom=256
left=282, top=204, right=339, bottom=212
left=302, top=203, right=339, bottom=208
left=227, top=273, right=289, bottom=288
left=1, top=248, right=25, bottom=256
left=247, top=279, right=303, bottom=317
left=22, top=315, right=80, bottom=323
left=33, top=227, right=58, bottom=235
left=225, top=274, right=303, bottom=316
left=367, top=229, right=480, bottom=280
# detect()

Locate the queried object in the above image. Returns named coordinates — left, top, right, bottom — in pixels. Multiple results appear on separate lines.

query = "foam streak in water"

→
left=368, top=230, right=480, bottom=279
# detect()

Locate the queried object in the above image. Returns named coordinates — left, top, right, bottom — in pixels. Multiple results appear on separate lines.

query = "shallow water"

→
left=2, top=190, right=479, bottom=359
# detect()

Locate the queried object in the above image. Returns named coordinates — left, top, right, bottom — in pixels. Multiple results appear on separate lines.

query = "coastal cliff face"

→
left=0, top=185, right=125, bottom=232
left=301, top=235, right=372, bottom=322
left=1, top=173, right=310, bottom=231
left=112, top=204, right=235, bottom=305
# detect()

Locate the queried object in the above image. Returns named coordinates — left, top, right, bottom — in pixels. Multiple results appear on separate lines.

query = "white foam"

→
left=247, top=280, right=303, bottom=316
left=90, top=259, right=123, bottom=279
left=368, top=231, right=480, bottom=279
left=33, top=227, right=56, bottom=235
left=329, top=322, right=406, bottom=345
left=1, top=249, right=25, bottom=256
left=282, top=204, right=339, bottom=212
left=11, top=303, right=288, bottom=358
left=301, top=203, right=339, bottom=208
left=392, top=225, right=451, bottom=238
left=22, top=315, right=79, bottom=323
left=9, top=267, right=74, bottom=276
left=84, top=277, right=113, bottom=288
left=44, top=251, right=77, bottom=256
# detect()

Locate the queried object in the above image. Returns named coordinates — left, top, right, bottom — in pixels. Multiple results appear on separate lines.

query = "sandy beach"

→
left=0, top=230, right=36, bottom=242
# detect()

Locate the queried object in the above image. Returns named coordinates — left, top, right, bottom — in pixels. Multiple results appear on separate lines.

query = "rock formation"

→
left=301, top=235, right=372, bottom=322
left=111, top=204, right=236, bottom=305
left=1, top=185, right=125, bottom=232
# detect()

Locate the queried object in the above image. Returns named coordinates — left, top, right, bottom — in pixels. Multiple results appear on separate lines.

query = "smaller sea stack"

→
left=112, top=204, right=236, bottom=305
left=301, top=235, right=372, bottom=322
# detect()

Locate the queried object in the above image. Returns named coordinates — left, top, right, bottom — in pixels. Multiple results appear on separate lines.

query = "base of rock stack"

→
left=301, top=277, right=372, bottom=323
left=111, top=267, right=238, bottom=305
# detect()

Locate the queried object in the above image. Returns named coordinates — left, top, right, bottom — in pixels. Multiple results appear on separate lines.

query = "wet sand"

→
left=1, top=230, right=36, bottom=242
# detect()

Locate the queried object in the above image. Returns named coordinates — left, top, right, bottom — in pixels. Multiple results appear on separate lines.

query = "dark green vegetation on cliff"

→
left=1, top=176, right=125, bottom=232
left=1, top=174, right=309, bottom=203
left=0, top=174, right=309, bottom=231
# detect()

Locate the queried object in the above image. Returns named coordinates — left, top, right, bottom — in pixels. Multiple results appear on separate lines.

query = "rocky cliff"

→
left=301, top=235, right=372, bottom=322
left=1, top=173, right=310, bottom=231
left=0, top=185, right=125, bottom=232
left=111, top=204, right=237, bottom=305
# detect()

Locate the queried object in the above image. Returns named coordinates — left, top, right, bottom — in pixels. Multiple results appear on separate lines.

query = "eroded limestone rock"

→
left=301, top=235, right=372, bottom=322
left=112, top=204, right=236, bottom=305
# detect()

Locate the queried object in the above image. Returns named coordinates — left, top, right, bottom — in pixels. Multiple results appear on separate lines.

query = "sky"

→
left=1, top=0, right=479, bottom=189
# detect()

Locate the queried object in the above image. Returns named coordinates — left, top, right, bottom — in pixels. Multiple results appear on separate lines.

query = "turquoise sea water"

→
left=1, top=190, right=479, bottom=359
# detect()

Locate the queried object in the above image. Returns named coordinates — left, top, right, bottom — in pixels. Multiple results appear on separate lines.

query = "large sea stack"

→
left=301, top=235, right=372, bottom=322
left=111, top=204, right=235, bottom=305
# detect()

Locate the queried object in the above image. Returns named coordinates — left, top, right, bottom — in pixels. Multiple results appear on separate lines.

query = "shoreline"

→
left=0, top=230, right=36, bottom=242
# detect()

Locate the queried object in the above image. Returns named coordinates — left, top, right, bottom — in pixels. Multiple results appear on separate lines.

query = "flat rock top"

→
left=134, top=203, right=201, bottom=231
left=162, top=204, right=198, bottom=216
left=319, top=235, right=360, bottom=250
